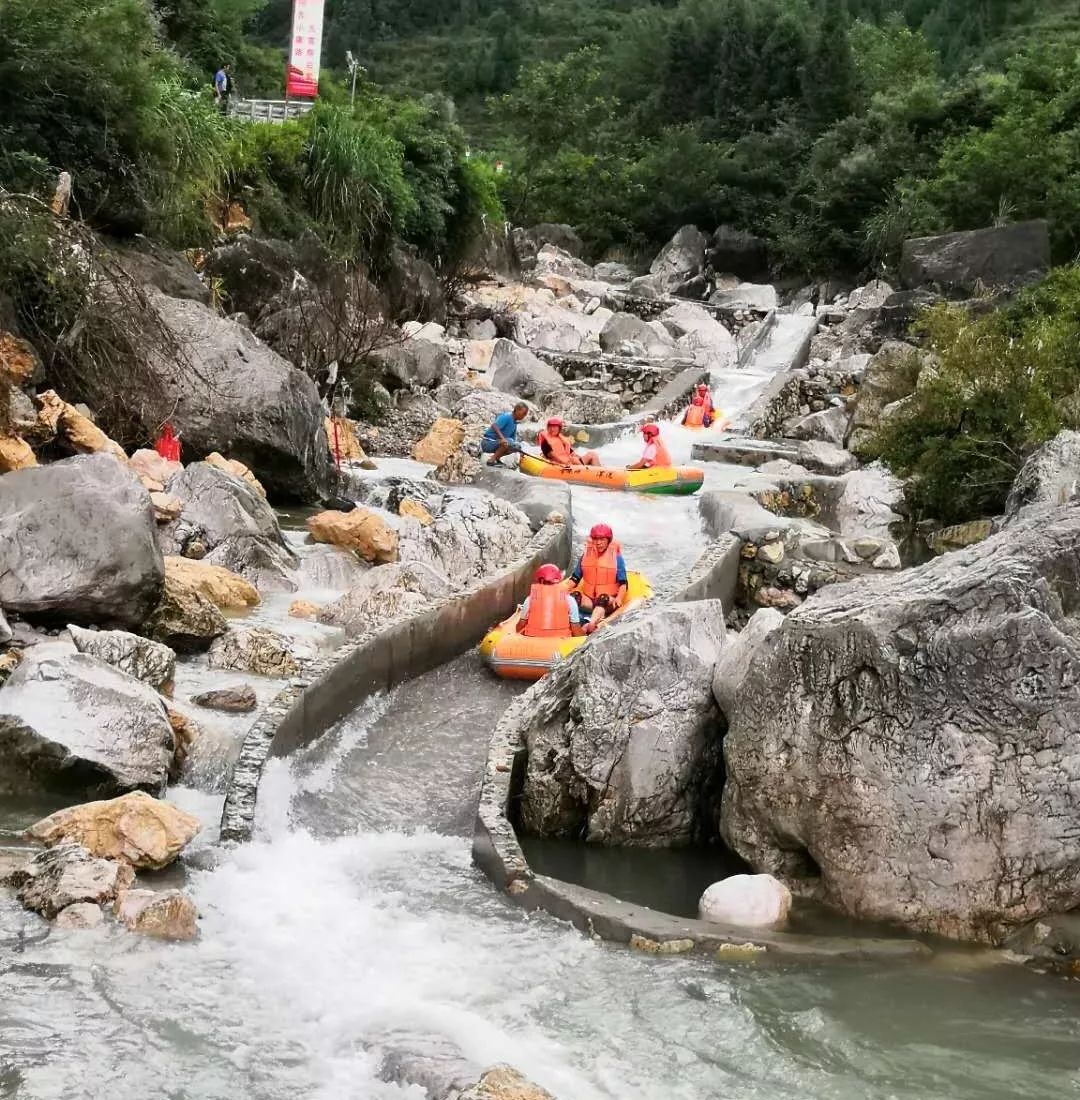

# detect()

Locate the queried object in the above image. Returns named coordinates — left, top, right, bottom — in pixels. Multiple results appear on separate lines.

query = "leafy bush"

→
left=870, top=266, right=1080, bottom=524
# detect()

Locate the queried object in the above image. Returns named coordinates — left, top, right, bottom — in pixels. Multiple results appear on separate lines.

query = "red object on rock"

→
left=155, top=424, right=181, bottom=464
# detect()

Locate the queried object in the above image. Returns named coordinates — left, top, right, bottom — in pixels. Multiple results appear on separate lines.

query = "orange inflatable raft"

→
left=479, top=572, right=653, bottom=680
left=518, top=454, right=703, bottom=496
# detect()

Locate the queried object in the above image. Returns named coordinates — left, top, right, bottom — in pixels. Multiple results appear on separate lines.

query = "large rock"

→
left=846, top=341, right=923, bottom=455
left=518, top=602, right=724, bottom=846
left=114, top=888, right=198, bottom=940
left=658, top=302, right=736, bottom=369
left=67, top=626, right=176, bottom=691
left=649, top=226, right=708, bottom=295
left=450, top=389, right=536, bottom=433
left=369, top=335, right=450, bottom=391
left=385, top=243, right=446, bottom=324
left=834, top=462, right=905, bottom=540
left=719, top=503, right=1080, bottom=942
left=163, top=557, right=260, bottom=612
left=9, top=840, right=134, bottom=919
left=539, top=387, right=624, bottom=425
left=34, top=390, right=126, bottom=460
left=900, top=221, right=1050, bottom=294
left=207, top=627, right=300, bottom=678
left=317, top=561, right=451, bottom=636
left=525, top=223, right=585, bottom=259
left=398, top=495, right=533, bottom=586
left=0, top=432, right=36, bottom=473
left=599, top=312, right=675, bottom=358
left=26, top=791, right=200, bottom=870
left=708, top=283, right=778, bottom=312
left=698, top=874, right=791, bottom=929
left=1005, top=431, right=1080, bottom=518
left=307, top=508, right=399, bottom=564
left=489, top=339, right=564, bottom=399
left=140, top=291, right=330, bottom=501
left=112, top=239, right=210, bottom=305
left=161, top=462, right=296, bottom=588
left=706, top=226, right=768, bottom=282
left=786, top=405, right=849, bottom=448
left=147, top=567, right=228, bottom=653
left=509, top=302, right=610, bottom=357
left=533, top=244, right=593, bottom=281
left=201, top=236, right=305, bottom=321
left=459, top=1066, right=556, bottom=1100
left=0, top=644, right=174, bottom=797
left=471, top=466, right=571, bottom=533
left=413, top=418, right=467, bottom=465
left=0, top=454, right=164, bottom=629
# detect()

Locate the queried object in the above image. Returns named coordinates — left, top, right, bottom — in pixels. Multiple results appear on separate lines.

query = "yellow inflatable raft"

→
left=518, top=454, right=703, bottom=496
left=480, top=572, right=654, bottom=681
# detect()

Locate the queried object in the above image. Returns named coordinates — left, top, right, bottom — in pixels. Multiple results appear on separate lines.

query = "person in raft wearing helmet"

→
left=563, top=523, right=629, bottom=634
left=536, top=417, right=600, bottom=466
left=682, top=384, right=714, bottom=428
left=627, top=421, right=672, bottom=470
left=481, top=403, right=529, bottom=467
left=517, top=564, right=584, bottom=637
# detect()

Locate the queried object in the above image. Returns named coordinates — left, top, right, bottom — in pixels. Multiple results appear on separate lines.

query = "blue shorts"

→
left=481, top=437, right=518, bottom=454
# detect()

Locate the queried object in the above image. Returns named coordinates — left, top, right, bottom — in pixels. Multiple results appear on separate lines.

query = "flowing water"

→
left=3, top=352, right=1079, bottom=1098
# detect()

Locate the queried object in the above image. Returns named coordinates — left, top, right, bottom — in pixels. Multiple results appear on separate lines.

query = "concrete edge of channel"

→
left=219, top=518, right=572, bottom=844
left=469, top=532, right=935, bottom=965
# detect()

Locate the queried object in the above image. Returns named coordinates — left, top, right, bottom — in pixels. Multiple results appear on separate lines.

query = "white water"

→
left=4, top=340, right=1076, bottom=1097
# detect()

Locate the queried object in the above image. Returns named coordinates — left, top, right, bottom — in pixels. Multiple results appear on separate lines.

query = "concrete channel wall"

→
left=220, top=519, right=571, bottom=843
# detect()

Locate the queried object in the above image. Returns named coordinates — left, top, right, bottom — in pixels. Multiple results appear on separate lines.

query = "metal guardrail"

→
left=228, top=98, right=315, bottom=124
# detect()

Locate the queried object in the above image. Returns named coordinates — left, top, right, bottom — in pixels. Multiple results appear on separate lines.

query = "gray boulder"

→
left=161, top=462, right=296, bottom=588
left=0, top=643, right=174, bottom=797
left=67, top=626, right=176, bottom=691
left=1005, top=431, right=1080, bottom=518
left=593, top=261, right=635, bottom=284
left=525, top=223, right=585, bottom=259
left=385, top=243, right=446, bottom=324
left=797, top=440, right=858, bottom=476
left=450, top=389, right=537, bottom=432
left=785, top=405, right=849, bottom=448
left=0, top=608, right=10, bottom=647
left=518, top=601, right=725, bottom=846
left=397, top=495, right=533, bottom=586
left=719, top=503, right=1080, bottom=943
left=706, top=226, right=769, bottom=282
left=708, top=283, right=778, bottom=312
left=489, top=339, right=564, bottom=400
left=540, top=387, right=624, bottom=425
left=599, top=312, right=675, bottom=359
left=113, top=240, right=210, bottom=305
left=534, top=244, right=593, bottom=281
left=471, top=466, right=571, bottom=533
left=202, top=236, right=307, bottom=321
left=317, top=561, right=451, bottom=636
left=0, top=454, right=164, bottom=629
left=834, top=463, right=905, bottom=540
left=9, top=840, right=134, bottom=920
left=368, top=334, right=450, bottom=392
left=649, top=226, right=708, bottom=295
left=900, top=220, right=1050, bottom=294
left=846, top=341, right=923, bottom=456
left=144, top=291, right=330, bottom=501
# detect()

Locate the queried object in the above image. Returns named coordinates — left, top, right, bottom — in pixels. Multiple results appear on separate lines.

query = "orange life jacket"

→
left=537, top=430, right=578, bottom=465
left=579, top=539, right=623, bottom=600
left=699, top=392, right=714, bottom=414
left=521, top=583, right=571, bottom=638
left=643, top=438, right=672, bottom=468
left=683, top=404, right=706, bottom=427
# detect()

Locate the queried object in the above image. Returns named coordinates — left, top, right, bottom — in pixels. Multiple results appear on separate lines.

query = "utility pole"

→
left=345, top=50, right=365, bottom=108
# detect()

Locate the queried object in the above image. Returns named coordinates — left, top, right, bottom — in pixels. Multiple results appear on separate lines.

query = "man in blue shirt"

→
left=214, top=64, right=232, bottom=115
left=482, top=403, right=528, bottom=467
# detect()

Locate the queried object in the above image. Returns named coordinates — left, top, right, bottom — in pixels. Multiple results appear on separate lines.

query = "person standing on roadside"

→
left=214, top=63, right=233, bottom=115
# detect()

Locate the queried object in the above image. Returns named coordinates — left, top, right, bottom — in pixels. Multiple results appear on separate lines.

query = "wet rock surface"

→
left=719, top=503, right=1080, bottom=942
left=0, top=643, right=174, bottom=797
left=67, top=625, right=176, bottom=691
left=9, top=840, right=134, bottom=919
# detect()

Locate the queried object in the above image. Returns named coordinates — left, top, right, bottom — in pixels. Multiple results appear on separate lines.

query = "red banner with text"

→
left=286, top=0, right=324, bottom=99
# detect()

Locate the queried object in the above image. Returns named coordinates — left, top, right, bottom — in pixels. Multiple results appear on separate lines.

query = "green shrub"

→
left=871, top=266, right=1080, bottom=524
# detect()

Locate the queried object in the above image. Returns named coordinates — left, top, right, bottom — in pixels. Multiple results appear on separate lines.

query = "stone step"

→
left=691, top=439, right=801, bottom=468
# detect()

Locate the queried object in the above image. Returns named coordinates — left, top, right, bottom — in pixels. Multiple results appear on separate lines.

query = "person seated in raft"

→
left=695, top=382, right=715, bottom=419
left=481, top=403, right=528, bottom=467
left=626, top=422, right=672, bottom=470
left=517, top=564, right=584, bottom=638
left=562, top=523, right=628, bottom=635
left=681, top=395, right=712, bottom=428
left=536, top=416, right=600, bottom=466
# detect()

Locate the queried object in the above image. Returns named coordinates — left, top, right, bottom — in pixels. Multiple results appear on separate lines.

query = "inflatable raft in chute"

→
left=480, top=572, right=653, bottom=681
left=518, top=454, right=704, bottom=496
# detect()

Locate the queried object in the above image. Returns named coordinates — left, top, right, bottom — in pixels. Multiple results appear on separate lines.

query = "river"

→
left=1, top=357, right=1078, bottom=1099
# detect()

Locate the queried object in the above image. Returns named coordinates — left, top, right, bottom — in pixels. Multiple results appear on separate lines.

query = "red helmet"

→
left=641, top=423, right=660, bottom=439
left=589, top=523, right=613, bottom=540
left=697, top=383, right=709, bottom=392
left=691, top=396, right=704, bottom=406
left=534, top=563, right=562, bottom=584
left=546, top=417, right=564, bottom=429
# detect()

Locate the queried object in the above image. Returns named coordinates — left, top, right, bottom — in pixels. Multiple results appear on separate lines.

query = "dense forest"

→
left=1, top=0, right=1078, bottom=278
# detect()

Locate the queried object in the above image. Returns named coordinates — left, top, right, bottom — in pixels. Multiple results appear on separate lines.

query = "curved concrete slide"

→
left=220, top=519, right=571, bottom=842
